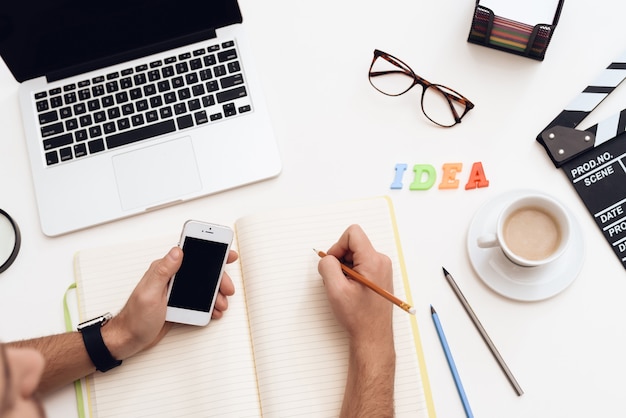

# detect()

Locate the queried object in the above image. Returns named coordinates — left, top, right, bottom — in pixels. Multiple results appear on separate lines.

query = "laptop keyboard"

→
left=33, top=39, right=252, bottom=166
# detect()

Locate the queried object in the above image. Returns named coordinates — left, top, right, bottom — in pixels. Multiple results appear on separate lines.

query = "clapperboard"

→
left=537, top=51, right=626, bottom=269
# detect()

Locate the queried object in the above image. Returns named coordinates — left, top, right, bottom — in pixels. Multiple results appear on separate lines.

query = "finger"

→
left=219, top=273, right=235, bottom=296
left=213, top=292, right=229, bottom=314
left=327, top=225, right=374, bottom=262
left=318, top=255, right=349, bottom=293
left=227, top=250, right=239, bottom=264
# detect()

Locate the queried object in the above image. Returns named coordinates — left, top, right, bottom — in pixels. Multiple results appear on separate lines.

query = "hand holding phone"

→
left=166, top=220, right=233, bottom=326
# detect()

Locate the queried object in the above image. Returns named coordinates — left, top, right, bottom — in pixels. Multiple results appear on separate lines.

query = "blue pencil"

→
left=431, top=305, right=474, bottom=418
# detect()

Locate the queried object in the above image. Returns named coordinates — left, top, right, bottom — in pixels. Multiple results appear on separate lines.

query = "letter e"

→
left=438, top=163, right=463, bottom=189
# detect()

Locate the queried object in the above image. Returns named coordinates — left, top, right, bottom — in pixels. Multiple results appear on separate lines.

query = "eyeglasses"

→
left=368, top=49, right=474, bottom=127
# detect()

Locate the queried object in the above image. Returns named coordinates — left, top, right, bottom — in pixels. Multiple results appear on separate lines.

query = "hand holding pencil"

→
left=317, top=225, right=412, bottom=340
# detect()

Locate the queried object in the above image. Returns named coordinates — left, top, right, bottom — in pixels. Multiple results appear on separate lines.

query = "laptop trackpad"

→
left=112, top=137, right=202, bottom=211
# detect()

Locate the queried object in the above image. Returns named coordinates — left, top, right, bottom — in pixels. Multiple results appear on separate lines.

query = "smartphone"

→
left=165, top=220, right=233, bottom=326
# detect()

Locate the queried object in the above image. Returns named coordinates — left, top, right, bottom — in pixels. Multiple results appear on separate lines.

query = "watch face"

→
left=78, top=313, right=112, bottom=330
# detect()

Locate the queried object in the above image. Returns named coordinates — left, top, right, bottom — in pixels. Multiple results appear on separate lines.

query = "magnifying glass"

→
left=0, top=209, right=20, bottom=274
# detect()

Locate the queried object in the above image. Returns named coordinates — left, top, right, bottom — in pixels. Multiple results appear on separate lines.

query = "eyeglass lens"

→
left=369, top=54, right=415, bottom=96
left=422, top=85, right=463, bottom=128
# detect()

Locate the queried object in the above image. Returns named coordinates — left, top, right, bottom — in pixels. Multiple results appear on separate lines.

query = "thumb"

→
left=150, top=247, right=183, bottom=287
left=318, top=255, right=347, bottom=294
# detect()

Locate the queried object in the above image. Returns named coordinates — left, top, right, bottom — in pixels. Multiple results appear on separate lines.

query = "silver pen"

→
left=442, top=267, right=524, bottom=396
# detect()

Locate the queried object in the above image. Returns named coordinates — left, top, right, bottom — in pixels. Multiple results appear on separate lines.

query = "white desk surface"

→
left=1, top=0, right=625, bottom=417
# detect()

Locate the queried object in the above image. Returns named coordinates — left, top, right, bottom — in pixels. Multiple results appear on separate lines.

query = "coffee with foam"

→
left=503, top=207, right=561, bottom=261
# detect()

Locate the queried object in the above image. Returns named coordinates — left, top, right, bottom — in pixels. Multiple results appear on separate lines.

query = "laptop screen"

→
left=0, top=0, right=242, bottom=82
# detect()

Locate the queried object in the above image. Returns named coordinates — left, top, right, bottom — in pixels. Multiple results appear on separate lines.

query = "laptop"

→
left=0, top=0, right=282, bottom=236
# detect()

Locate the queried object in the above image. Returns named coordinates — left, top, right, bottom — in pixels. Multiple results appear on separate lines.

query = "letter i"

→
left=390, top=163, right=408, bottom=189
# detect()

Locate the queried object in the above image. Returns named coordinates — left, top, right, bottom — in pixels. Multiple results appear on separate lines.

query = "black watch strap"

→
left=78, top=313, right=122, bottom=372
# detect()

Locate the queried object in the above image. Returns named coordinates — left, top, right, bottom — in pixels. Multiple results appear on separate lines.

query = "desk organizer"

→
left=467, top=0, right=564, bottom=61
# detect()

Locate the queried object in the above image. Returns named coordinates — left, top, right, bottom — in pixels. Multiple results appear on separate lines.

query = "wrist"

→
left=350, top=332, right=396, bottom=367
left=77, top=313, right=123, bottom=372
left=100, top=316, right=136, bottom=361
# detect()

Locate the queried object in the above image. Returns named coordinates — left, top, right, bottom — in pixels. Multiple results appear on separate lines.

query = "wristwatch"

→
left=77, top=312, right=122, bottom=372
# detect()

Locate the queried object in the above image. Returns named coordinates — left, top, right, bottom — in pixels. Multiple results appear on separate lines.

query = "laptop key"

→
left=41, top=122, right=65, bottom=138
left=194, top=110, right=208, bottom=125
left=202, top=95, right=215, bottom=107
left=38, top=110, right=59, bottom=125
left=203, top=55, right=216, bottom=67
left=59, top=147, right=73, bottom=162
left=106, top=119, right=176, bottom=149
left=87, top=99, right=100, bottom=111
left=73, top=103, right=87, bottom=115
left=43, top=133, right=73, bottom=150
left=103, top=122, right=116, bottom=134
left=216, top=86, right=247, bottom=103
left=89, top=126, right=103, bottom=138
left=220, top=74, right=243, bottom=89
left=78, top=88, right=91, bottom=101
left=223, top=103, right=236, bottom=117
left=217, top=49, right=237, bottom=62
left=59, top=107, right=72, bottom=119
left=75, top=130, right=88, bottom=141
left=65, top=118, right=79, bottom=131
left=45, top=151, right=59, bottom=165
left=160, top=106, right=173, bottom=119
left=36, top=100, right=49, bottom=112
left=74, top=143, right=88, bottom=158
left=117, top=118, right=130, bottom=130
left=120, top=77, right=133, bottom=89
left=50, top=96, right=63, bottom=108
left=228, top=61, right=241, bottom=73
left=88, top=138, right=105, bottom=154
left=214, top=65, right=227, bottom=77
left=146, top=110, right=158, bottom=123
left=94, top=111, right=106, bottom=124
left=176, top=114, right=193, bottom=130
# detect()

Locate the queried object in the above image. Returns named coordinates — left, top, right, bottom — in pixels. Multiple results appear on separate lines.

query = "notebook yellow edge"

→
left=383, top=196, right=437, bottom=418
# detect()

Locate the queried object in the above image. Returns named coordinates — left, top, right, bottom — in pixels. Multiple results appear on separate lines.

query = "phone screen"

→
left=167, top=236, right=229, bottom=312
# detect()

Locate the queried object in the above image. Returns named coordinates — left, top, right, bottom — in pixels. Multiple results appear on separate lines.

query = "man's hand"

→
left=104, top=247, right=237, bottom=360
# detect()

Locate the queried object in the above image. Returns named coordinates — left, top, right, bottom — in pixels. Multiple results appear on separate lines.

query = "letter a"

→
left=464, top=162, right=490, bottom=190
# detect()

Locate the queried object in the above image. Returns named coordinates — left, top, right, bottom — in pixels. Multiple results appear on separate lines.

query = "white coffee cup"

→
left=477, top=194, right=571, bottom=267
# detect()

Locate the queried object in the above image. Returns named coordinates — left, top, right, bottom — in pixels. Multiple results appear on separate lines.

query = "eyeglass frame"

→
left=368, top=49, right=474, bottom=127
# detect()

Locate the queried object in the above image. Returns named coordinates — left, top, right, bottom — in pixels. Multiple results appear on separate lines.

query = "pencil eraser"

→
left=409, top=307, right=416, bottom=315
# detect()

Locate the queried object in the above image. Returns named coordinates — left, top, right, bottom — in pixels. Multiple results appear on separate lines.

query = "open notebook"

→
left=73, top=196, right=436, bottom=417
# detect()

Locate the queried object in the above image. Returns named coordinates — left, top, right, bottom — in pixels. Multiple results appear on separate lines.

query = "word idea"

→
left=390, top=162, right=490, bottom=191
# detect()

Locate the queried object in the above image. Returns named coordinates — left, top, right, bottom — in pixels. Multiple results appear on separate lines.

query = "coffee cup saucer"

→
left=467, top=189, right=585, bottom=302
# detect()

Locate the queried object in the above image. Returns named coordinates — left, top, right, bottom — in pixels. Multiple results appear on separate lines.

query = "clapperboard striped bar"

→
left=538, top=50, right=626, bottom=167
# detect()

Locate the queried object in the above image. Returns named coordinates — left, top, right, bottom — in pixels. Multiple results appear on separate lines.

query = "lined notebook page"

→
left=235, top=196, right=433, bottom=417
left=74, top=235, right=262, bottom=418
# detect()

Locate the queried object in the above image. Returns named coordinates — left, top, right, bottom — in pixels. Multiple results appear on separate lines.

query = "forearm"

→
left=6, top=318, right=133, bottom=394
left=8, top=332, right=95, bottom=394
left=341, top=338, right=396, bottom=418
